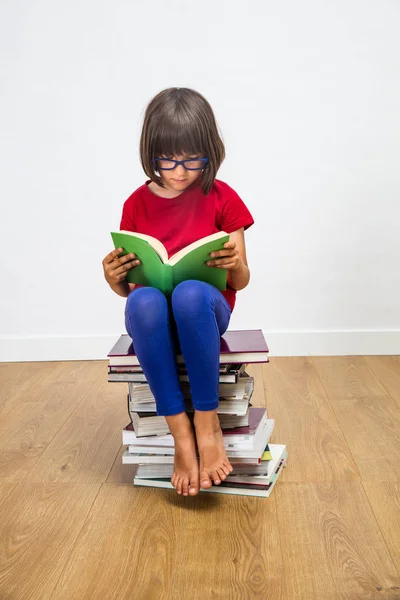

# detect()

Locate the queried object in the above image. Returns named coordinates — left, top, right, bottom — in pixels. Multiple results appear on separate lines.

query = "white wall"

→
left=1, top=0, right=399, bottom=360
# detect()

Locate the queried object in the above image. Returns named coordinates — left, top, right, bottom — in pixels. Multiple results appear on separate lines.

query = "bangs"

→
left=152, top=116, right=207, bottom=159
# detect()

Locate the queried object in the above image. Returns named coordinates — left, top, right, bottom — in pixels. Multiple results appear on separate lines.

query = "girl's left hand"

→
left=206, top=241, right=242, bottom=271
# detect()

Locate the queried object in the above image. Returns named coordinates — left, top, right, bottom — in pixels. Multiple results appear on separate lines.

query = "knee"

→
left=125, top=287, right=167, bottom=328
left=171, top=280, right=210, bottom=318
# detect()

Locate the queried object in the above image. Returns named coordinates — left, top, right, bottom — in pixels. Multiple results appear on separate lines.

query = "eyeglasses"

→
left=154, top=157, right=208, bottom=171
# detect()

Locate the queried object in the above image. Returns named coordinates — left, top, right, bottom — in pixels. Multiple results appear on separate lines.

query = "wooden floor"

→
left=1, top=357, right=400, bottom=599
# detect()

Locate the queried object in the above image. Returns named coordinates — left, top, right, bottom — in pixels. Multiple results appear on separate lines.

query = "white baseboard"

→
left=265, top=330, right=400, bottom=357
left=0, top=330, right=399, bottom=362
left=0, top=335, right=120, bottom=363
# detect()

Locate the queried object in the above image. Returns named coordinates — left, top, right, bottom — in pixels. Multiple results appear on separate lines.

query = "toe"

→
left=211, top=470, right=221, bottom=485
left=223, top=461, right=233, bottom=474
left=188, top=473, right=200, bottom=496
left=182, top=478, right=189, bottom=496
left=171, top=473, right=177, bottom=488
left=188, top=483, right=199, bottom=496
left=217, top=467, right=227, bottom=481
left=200, top=470, right=212, bottom=489
left=175, top=476, right=182, bottom=494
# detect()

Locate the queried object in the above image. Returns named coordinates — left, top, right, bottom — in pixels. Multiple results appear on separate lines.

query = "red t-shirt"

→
left=119, top=179, right=254, bottom=311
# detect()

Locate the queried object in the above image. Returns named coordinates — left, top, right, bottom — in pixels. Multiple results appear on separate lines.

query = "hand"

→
left=206, top=240, right=242, bottom=271
left=102, top=248, right=140, bottom=287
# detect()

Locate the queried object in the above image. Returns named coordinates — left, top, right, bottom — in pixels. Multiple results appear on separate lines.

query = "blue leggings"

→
left=124, top=280, right=232, bottom=416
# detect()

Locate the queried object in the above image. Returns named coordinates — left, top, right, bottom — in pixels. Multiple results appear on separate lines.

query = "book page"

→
left=167, top=231, right=229, bottom=292
left=118, top=230, right=168, bottom=263
left=168, top=231, right=228, bottom=266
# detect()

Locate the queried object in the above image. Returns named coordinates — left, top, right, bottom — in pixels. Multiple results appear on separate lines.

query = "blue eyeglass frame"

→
left=153, top=157, right=209, bottom=171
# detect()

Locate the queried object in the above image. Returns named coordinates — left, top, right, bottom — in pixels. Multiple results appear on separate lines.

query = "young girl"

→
left=102, top=88, right=254, bottom=497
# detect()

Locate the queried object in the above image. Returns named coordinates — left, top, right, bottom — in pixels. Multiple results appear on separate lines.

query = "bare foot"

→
left=166, top=412, right=199, bottom=496
left=193, top=410, right=233, bottom=488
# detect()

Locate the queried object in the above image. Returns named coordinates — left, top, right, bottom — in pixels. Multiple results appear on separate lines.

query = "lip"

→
left=173, top=179, right=186, bottom=183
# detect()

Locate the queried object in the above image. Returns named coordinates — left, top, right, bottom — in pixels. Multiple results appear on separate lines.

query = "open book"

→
left=110, top=230, right=229, bottom=295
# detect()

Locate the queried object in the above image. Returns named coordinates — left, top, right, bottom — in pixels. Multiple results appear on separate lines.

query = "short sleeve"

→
left=218, top=182, right=255, bottom=234
left=119, top=194, right=136, bottom=232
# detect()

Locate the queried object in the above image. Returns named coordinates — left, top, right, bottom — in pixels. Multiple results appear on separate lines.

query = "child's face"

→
left=158, top=154, right=203, bottom=194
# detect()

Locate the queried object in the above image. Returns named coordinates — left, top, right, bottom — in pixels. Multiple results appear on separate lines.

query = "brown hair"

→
left=140, top=88, right=225, bottom=195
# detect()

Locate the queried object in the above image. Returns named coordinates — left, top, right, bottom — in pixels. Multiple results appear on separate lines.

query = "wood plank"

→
left=0, top=482, right=100, bottom=600
left=0, top=482, right=18, bottom=509
left=22, top=377, right=129, bottom=483
left=21, top=360, right=105, bottom=401
left=276, top=482, right=400, bottom=600
left=0, top=362, right=103, bottom=482
left=261, top=357, right=359, bottom=482
left=363, top=482, right=400, bottom=573
left=365, top=356, right=400, bottom=405
left=0, top=361, right=57, bottom=418
left=313, top=356, right=400, bottom=482
left=171, top=492, right=286, bottom=599
left=106, top=444, right=137, bottom=484
left=51, top=484, right=180, bottom=600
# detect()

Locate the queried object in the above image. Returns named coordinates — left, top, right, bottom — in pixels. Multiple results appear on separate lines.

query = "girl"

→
left=102, top=88, right=254, bottom=497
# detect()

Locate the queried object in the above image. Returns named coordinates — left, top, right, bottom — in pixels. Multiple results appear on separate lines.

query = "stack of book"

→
left=108, top=329, right=287, bottom=498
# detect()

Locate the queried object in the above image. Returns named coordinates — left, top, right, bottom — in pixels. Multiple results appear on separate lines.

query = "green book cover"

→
left=110, top=230, right=229, bottom=295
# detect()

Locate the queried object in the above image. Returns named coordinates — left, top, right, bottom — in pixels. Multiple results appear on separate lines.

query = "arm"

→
left=207, top=228, right=250, bottom=291
left=109, top=281, right=137, bottom=298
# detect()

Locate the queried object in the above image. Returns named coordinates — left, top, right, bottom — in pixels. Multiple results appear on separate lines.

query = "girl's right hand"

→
left=102, top=248, right=140, bottom=287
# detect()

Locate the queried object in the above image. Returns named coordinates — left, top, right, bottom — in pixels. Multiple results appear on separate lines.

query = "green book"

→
left=110, top=230, right=230, bottom=295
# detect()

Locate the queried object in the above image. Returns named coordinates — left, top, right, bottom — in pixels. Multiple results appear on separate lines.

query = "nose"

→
left=175, top=164, right=186, bottom=176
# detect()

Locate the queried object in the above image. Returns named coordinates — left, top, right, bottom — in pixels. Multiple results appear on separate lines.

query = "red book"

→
left=222, top=407, right=266, bottom=435
left=108, top=329, right=269, bottom=367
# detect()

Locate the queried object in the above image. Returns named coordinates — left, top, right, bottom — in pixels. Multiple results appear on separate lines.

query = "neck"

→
left=148, top=178, right=201, bottom=199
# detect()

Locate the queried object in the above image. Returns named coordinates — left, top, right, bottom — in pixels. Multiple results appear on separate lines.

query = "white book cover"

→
left=134, top=445, right=287, bottom=480
left=123, top=417, right=273, bottom=449
left=224, top=419, right=275, bottom=456
left=134, top=456, right=285, bottom=498
left=127, top=445, right=175, bottom=455
left=227, top=448, right=287, bottom=483
left=125, top=419, right=275, bottom=460
left=122, top=452, right=174, bottom=464
left=123, top=428, right=174, bottom=446
left=124, top=448, right=264, bottom=465
left=130, top=407, right=267, bottom=445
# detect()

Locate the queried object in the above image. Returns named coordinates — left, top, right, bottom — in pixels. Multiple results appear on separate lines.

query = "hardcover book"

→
left=111, top=230, right=229, bottom=294
left=123, top=418, right=275, bottom=459
left=133, top=456, right=286, bottom=497
left=108, top=330, right=269, bottom=367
